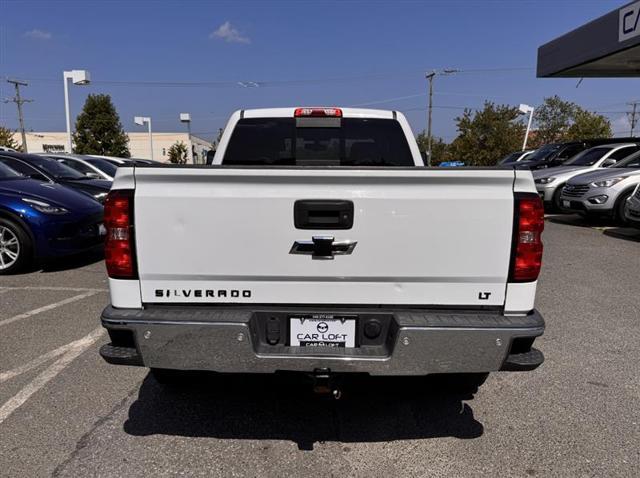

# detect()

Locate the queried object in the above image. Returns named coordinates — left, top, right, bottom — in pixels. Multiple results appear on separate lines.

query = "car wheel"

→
left=614, top=191, right=633, bottom=225
left=551, top=185, right=565, bottom=213
left=0, top=218, right=32, bottom=275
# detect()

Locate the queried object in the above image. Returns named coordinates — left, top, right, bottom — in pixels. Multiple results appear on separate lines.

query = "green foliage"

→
left=446, top=102, right=525, bottom=166
left=72, top=94, right=130, bottom=157
left=168, top=141, right=189, bottom=164
left=415, top=131, right=450, bottom=165
left=533, top=96, right=611, bottom=146
left=0, top=126, right=21, bottom=151
left=565, top=108, right=612, bottom=141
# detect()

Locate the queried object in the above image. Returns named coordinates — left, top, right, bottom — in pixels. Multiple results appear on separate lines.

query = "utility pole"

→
left=628, top=101, right=639, bottom=137
left=5, top=79, right=32, bottom=152
left=425, top=71, right=435, bottom=166
left=425, top=69, right=458, bottom=166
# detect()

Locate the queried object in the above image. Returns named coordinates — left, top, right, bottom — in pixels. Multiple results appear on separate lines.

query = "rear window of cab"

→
left=223, top=117, right=414, bottom=167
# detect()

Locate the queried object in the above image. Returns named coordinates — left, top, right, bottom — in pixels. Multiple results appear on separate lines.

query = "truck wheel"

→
left=430, top=372, right=489, bottom=394
left=0, top=218, right=32, bottom=275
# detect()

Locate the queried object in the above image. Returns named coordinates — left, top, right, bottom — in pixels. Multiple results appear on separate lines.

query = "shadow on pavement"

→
left=39, top=249, right=104, bottom=273
left=124, top=373, right=484, bottom=450
left=546, top=213, right=617, bottom=228
left=546, top=214, right=640, bottom=242
left=602, top=228, right=640, bottom=242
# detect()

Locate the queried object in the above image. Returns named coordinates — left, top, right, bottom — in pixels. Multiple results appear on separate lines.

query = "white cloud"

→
left=209, top=21, right=250, bottom=44
left=23, top=29, right=52, bottom=40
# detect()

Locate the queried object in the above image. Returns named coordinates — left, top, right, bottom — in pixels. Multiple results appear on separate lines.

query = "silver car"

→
left=39, top=153, right=118, bottom=181
left=624, top=184, right=640, bottom=229
left=560, top=151, right=640, bottom=223
left=534, top=143, right=640, bottom=210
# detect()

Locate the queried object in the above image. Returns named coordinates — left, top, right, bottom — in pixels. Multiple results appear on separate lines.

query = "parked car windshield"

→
left=223, top=117, right=414, bottom=166
left=564, top=147, right=610, bottom=166
left=0, top=162, right=23, bottom=179
left=524, top=144, right=561, bottom=162
left=612, top=151, right=640, bottom=168
left=85, top=157, right=118, bottom=176
left=499, top=152, right=522, bottom=165
left=24, top=155, right=86, bottom=180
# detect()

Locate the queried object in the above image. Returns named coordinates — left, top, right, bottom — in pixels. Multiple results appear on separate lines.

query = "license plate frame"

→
left=289, top=314, right=357, bottom=348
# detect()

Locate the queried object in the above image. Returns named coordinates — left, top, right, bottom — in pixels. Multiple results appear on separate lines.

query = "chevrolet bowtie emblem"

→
left=289, top=236, right=357, bottom=260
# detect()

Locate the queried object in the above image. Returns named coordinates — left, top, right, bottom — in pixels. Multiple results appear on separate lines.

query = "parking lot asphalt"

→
left=0, top=217, right=639, bottom=478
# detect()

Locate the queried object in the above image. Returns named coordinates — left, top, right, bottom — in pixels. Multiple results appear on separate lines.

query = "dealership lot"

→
left=0, top=218, right=638, bottom=477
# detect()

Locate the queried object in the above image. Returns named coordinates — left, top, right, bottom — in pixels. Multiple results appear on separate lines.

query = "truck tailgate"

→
left=133, top=167, right=515, bottom=306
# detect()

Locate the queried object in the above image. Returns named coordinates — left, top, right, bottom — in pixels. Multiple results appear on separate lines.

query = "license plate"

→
left=289, top=315, right=356, bottom=348
left=98, top=223, right=107, bottom=236
left=562, top=200, right=570, bottom=208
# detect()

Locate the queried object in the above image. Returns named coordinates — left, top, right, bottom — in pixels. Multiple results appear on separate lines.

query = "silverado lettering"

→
left=154, top=289, right=252, bottom=298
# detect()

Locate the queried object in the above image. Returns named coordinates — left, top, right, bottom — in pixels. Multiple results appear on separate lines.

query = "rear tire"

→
left=0, top=218, right=32, bottom=275
left=430, top=372, right=489, bottom=394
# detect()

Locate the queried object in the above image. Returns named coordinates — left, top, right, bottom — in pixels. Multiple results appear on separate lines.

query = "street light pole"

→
left=180, top=113, right=193, bottom=163
left=63, top=70, right=91, bottom=153
left=519, top=104, right=535, bottom=150
left=134, top=116, right=153, bottom=160
left=147, top=118, right=154, bottom=161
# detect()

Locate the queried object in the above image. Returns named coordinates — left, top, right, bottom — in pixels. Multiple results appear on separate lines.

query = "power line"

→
left=0, top=66, right=535, bottom=89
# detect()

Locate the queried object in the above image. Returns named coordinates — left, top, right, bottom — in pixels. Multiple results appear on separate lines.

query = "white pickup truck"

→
left=99, top=107, right=545, bottom=393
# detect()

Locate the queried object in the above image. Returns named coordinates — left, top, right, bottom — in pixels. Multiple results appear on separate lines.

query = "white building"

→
left=13, top=132, right=213, bottom=164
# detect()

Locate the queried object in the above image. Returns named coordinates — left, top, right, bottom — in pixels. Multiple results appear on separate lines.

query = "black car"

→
left=514, top=137, right=639, bottom=170
left=0, top=152, right=111, bottom=204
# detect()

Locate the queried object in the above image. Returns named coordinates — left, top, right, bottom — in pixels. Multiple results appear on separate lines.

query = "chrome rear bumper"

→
left=100, top=305, right=544, bottom=375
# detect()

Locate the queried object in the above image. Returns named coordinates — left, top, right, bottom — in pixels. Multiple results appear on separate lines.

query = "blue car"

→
left=0, top=162, right=105, bottom=274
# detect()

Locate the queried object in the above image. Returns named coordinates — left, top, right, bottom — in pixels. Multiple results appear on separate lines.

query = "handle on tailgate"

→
left=294, top=200, right=354, bottom=229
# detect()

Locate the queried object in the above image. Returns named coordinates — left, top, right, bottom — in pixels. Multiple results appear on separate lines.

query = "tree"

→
left=72, top=94, right=130, bottom=157
left=168, top=141, right=189, bottom=164
left=565, top=108, right=612, bottom=140
left=533, top=96, right=611, bottom=146
left=447, top=102, right=525, bottom=166
left=0, top=126, right=21, bottom=151
left=415, top=132, right=450, bottom=165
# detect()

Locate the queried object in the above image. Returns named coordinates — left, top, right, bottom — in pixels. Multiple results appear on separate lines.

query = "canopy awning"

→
left=537, top=1, right=640, bottom=78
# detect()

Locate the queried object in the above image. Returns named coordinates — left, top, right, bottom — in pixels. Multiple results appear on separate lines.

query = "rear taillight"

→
left=510, top=194, right=544, bottom=282
left=104, top=190, right=137, bottom=279
left=294, top=107, right=342, bottom=118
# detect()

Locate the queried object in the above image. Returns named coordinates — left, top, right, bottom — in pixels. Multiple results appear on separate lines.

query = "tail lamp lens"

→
left=104, top=190, right=137, bottom=279
left=511, top=194, right=544, bottom=282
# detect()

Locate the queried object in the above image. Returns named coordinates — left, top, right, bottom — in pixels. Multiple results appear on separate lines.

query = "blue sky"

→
left=1, top=0, right=638, bottom=142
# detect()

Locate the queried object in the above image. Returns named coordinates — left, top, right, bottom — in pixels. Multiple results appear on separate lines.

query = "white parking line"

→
left=0, top=327, right=105, bottom=383
left=0, top=327, right=105, bottom=425
left=0, top=291, right=99, bottom=328
left=0, top=286, right=107, bottom=292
